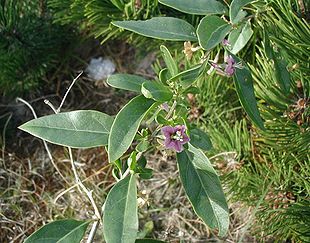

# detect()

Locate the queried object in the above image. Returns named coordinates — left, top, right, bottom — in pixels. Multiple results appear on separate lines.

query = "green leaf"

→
left=233, top=56, right=265, bottom=130
left=230, top=0, right=255, bottom=24
left=176, top=144, right=229, bottom=237
left=108, top=96, right=155, bottom=162
left=155, top=111, right=170, bottom=125
left=170, top=65, right=202, bottom=88
left=103, top=174, right=138, bottom=243
left=160, top=45, right=178, bottom=77
left=228, top=20, right=253, bottom=54
left=190, top=128, right=213, bottom=151
left=274, top=56, right=291, bottom=94
left=19, top=111, right=113, bottom=148
left=141, top=81, right=173, bottom=102
left=136, top=239, right=166, bottom=243
left=197, top=16, right=232, bottom=50
left=113, top=17, right=197, bottom=41
left=24, top=219, right=90, bottom=243
left=159, top=68, right=171, bottom=84
left=136, top=139, right=150, bottom=153
left=159, top=0, right=227, bottom=15
left=107, top=74, right=148, bottom=93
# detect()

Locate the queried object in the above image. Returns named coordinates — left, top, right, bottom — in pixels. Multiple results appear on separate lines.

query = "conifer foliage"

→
left=0, top=0, right=74, bottom=95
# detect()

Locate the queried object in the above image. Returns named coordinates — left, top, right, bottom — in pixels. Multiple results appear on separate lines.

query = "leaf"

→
left=108, top=95, right=155, bottom=162
left=159, top=0, right=227, bottom=15
left=197, top=16, right=232, bottom=50
left=103, top=174, right=138, bottom=243
left=274, top=56, right=291, bottom=94
left=19, top=111, right=114, bottom=148
left=107, top=74, right=148, bottom=93
left=113, top=17, right=197, bottom=41
left=176, top=144, right=229, bottom=237
left=159, top=68, right=171, bottom=84
left=232, top=55, right=265, bottom=130
left=160, top=45, right=178, bottom=77
left=190, top=128, right=213, bottom=151
left=24, top=219, right=90, bottom=243
left=228, top=20, right=253, bottom=54
left=141, top=81, right=173, bottom=102
left=136, top=139, right=150, bottom=153
left=230, top=0, right=255, bottom=24
left=170, top=65, right=202, bottom=88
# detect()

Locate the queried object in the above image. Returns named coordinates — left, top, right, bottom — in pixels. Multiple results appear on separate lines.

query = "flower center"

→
left=172, top=130, right=184, bottom=142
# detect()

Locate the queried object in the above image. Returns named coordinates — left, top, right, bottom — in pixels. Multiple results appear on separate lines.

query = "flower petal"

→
left=161, top=126, right=175, bottom=137
left=174, top=141, right=183, bottom=152
left=181, top=134, right=190, bottom=144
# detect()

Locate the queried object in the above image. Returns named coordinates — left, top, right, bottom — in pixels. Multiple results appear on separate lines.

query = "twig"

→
left=44, top=99, right=57, bottom=114
left=86, top=220, right=99, bottom=243
left=68, top=147, right=102, bottom=222
left=46, top=72, right=102, bottom=226
left=54, top=163, right=111, bottom=204
left=16, top=98, right=69, bottom=184
left=57, top=71, right=83, bottom=113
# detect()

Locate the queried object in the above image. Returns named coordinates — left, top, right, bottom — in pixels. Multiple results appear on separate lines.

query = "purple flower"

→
left=222, top=39, right=230, bottom=46
left=161, top=125, right=190, bottom=152
left=224, top=55, right=236, bottom=77
left=161, top=103, right=170, bottom=112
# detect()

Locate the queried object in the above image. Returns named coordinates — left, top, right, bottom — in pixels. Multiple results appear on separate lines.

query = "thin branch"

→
left=86, top=220, right=99, bottom=243
left=16, top=98, right=69, bottom=184
left=68, top=147, right=102, bottom=222
left=57, top=71, right=83, bottom=113
left=44, top=99, right=57, bottom=114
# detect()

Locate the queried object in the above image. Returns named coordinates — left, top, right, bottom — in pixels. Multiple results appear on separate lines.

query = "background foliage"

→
left=0, top=0, right=75, bottom=96
left=195, top=0, right=310, bottom=241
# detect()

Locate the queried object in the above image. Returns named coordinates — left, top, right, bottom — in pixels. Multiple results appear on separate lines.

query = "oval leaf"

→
left=230, top=0, right=255, bottom=24
left=176, top=144, right=229, bottom=237
left=170, top=65, right=202, bottom=88
left=141, top=81, right=173, bottom=102
left=24, top=219, right=90, bottom=243
left=103, top=174, right=138, bottom=243
left=160, top=45, right=178, bottom=77
left=159, top=0, right=227, bottom=15
left=108, top=95, right=155, bottom=162
left=228, top=20, right=253, bottom=54
left=107, top=74, right=148, bottom=93
left=113, top=17, right=197, bottom=41
left=190, top=128, right=213, bottom=151
left=233, top=55, right=265, bottom=130
left=197, top=16, right=232, bottom=50
left=19, top=111, right=114, bottom=148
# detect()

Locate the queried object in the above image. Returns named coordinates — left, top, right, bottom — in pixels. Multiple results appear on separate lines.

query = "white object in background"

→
left=86, top=57, right=116, bottom=81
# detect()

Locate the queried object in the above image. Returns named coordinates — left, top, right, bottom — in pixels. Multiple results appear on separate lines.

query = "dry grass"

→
left=0, top=143, right=257, bottom=243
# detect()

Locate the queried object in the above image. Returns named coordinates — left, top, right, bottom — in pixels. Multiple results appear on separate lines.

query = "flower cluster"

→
left=211, top=55, right=241, bottom=77
left=161, top=125, right=190, bottom=152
